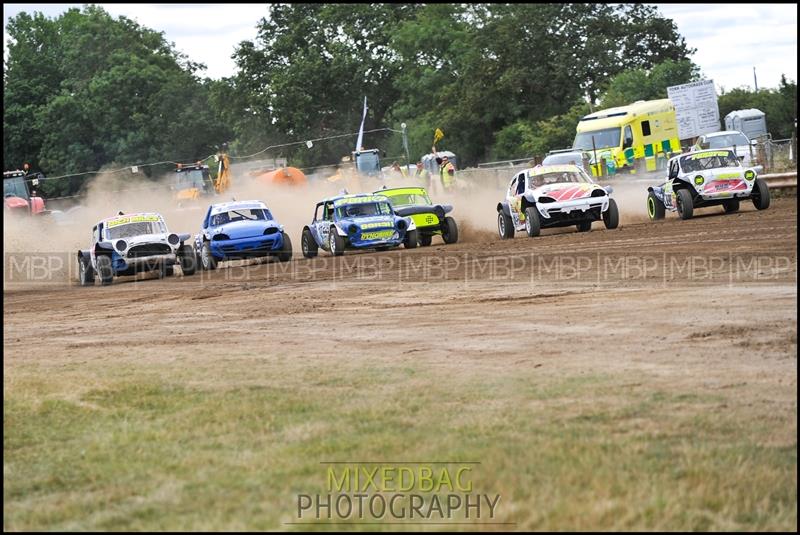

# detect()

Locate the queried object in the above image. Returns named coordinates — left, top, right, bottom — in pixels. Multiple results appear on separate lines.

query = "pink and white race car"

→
left=496, top=164, right=619, bottom=238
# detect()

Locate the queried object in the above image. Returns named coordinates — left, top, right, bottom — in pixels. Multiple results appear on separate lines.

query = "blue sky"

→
left=3, top=3, right=798, bottom=92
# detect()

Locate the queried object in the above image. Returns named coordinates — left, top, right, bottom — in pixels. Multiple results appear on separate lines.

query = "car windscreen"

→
left=573, top=128, right=621, bottom=151
left=529, top=171, right=591, bottom=188
left=385, top=192, right=431, bottom=206
left=336, top=201, right=392, bottom=218
left=211, top=208, right=272, bottom=226
left=3, top=177, right=29, bottom=200
left=680, top=151, right=741, bottom=173
left=543, top=153, right=582, bottom=166
left=707, top=133, right=750, bottom=148
left=106, top=221, right=166, bottom=239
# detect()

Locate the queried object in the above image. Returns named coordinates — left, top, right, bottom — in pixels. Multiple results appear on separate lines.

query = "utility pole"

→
left=753, top=66, right=758, bottom=92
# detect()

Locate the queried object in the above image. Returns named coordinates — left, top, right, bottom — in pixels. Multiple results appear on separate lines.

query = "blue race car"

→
left=300, top=193, right=417, bottom=257
left=195, top=200, right=292, bottom=270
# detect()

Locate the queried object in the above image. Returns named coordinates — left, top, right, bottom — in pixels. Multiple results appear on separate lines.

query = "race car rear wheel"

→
left=420, top=234, right=433, bottom=247
left=201, top=241, right=217, bottom=270
left=302, top=229, right=318, bottom=258
left=78, top=256, right=94, bottom=286
left=158, top=264, right=174, bottom=278
left=442, top=217, right=459, bottom=244
left=676, top=189, right=694, bottom=220
left=524, top=207, right=540, bottom=237
left=751, top=178, right=770, bottom=210
left=723, top=198, right=740, bottom=213
left=278, top=232, right=293, bottom=262
left=96, top=255, right=113, bottom=286
left=329, top=227, right=345, bottom=256
left=404, top=229, right=418, bottom=249
left=603, top=198, right=620, bottom=229
left=647, top=192, right=665, bottom=221
left=576, top=220, right=592, bottom=232
left=498, top=211, right=514, bottom=239
left=178, top=244, right=197, bottom=275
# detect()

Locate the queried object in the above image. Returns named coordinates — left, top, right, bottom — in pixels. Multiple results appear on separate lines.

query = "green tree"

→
left=491, top=101, right=592, bottom=160
left=388, top=4, right=694, bottom=166
left=4, top=5, right=231, bottom=196
left=718, top=75, right=797, bottom=139
left=231, top=3, right=420, bottom=168
left=600, top=59, right=701, bottom=108
left=553, top=4, right=694, bottom=104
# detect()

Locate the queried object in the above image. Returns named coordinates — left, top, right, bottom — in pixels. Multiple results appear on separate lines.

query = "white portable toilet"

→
left=724, top=109, right=768, bottom=140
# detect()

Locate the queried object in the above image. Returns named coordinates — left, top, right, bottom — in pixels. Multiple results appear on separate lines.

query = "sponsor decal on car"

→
left=333, top=195, right=387, bottom=207
left=360, top=222, right=391, bottom=230
left=690, top=151, right=732, bottom=160
left=360, top=230, right=395, bottom=240
left=106, top=214, right=161, bottom=227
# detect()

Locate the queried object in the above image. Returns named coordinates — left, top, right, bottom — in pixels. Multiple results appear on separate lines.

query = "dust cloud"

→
left=3, top=162, right=663, bottom=284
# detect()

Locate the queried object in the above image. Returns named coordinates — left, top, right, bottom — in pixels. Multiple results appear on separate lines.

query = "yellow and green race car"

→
left=374, top=186, right=458, bottom=246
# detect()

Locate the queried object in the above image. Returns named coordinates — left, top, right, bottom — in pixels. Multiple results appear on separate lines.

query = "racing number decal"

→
left=318, top=223, right=331, bottom=248
left=664, top=180, right=675, bottom=209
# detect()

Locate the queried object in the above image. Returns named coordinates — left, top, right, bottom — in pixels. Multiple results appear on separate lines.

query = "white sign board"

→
left=667, top=79, right=720, bottom=140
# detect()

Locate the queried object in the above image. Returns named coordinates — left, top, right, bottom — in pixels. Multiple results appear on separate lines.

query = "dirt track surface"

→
left=4, top=197, right=797, bottom=530
left=4, top=198, right=797, bottom=361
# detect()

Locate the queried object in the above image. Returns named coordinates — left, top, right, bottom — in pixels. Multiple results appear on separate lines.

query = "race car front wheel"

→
left=329, top=228, right=345, bottom=256
left=442, top=217, right=459, bottom=244
left=78, top=256, right=95, bottom=286
left=676, top=189, right=694, bottom=220
left=201, top=241, right=218, bottom=270
left=647, top=192, right=665, bottom=221
left=178, top=244, right=197, bottom=275
left=524, top=207, right=540, bottom=237
left=576, top=220, right=592, bottom=232
left=498, top=211, right=514, bottom=240
left=751, top=178, right=770, bottom=210
left=96, top=255, right=114, bottom=286
left=278, top=232, right=293, bottom=262
left=404, top=229, right=418, bottom=249
left=302, top=229, right=318, bottom=258
left=603, top=198, right=620, bottom=229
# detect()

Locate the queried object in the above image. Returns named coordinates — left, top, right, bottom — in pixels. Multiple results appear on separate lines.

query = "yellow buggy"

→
left=375, top=186, right=458, bottom=246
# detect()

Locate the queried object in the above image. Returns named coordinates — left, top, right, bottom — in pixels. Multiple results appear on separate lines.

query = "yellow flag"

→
left=433, top=128, right=444, bottom=144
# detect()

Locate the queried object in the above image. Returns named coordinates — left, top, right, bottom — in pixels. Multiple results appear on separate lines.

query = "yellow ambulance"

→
left=572, top=99, right=681, bottom=175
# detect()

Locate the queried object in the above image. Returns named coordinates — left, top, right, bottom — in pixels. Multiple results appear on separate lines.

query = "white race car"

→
left=647, top=149, right=770, bottom=221
left=77, top=212, right=197, bottom=285
left=496, top=164, right=619, bottom=238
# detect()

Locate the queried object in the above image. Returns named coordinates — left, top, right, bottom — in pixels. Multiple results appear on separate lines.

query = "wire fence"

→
left=752, top=137, right=797, bottom=172
left=33, top=132, right=800, bottom=211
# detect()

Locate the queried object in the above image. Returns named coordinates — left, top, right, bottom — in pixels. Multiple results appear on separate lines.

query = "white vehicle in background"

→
left=496, top=164, right=619, bottom=238
left=77, top=212, right=197, bottom=286
left=542, top=149, right=591, bottom=175
left=692, top=130, right=759, bottom=169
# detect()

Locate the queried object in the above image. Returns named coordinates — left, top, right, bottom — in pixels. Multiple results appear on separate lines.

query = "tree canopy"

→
left=3, top=5, right=231, bottom=196
left=8, top=3, right=792, bottom=198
